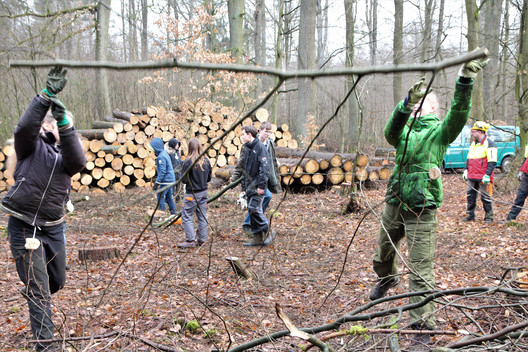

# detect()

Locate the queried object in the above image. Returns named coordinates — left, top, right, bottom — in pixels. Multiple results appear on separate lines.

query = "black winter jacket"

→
left=1, top=95, right=86, bottom=226
left=182, top=158, right=212, bottom=194
left=239, top=138, right=270, bottom=196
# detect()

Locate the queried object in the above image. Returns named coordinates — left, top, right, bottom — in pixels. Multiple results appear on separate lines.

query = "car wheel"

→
left=501, top=156, right=514, bottom=173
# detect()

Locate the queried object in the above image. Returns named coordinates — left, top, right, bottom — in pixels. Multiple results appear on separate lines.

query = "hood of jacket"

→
left=150, top=137, right=164, bottom=156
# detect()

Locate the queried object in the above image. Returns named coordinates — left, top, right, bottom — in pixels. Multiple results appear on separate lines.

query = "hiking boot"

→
left=178, top=240, right=196, bottom=248
left=462, top=216, right=475, bottom=222
left=241, top=225, right=252, bottom=237
left=409, top=324, right=432, bottom=351
left=369, top=276, right=400, bottom=301
left=243, top=232, right=265, bottom=247
left=196, top=240, right=205, bottom=247
left=263, top=229, right=276, bottom=246
left=484, top=212, right=494, bottom=224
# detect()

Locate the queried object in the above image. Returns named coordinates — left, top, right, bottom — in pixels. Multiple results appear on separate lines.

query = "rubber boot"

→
left=243, top=232, right=265, bottom=247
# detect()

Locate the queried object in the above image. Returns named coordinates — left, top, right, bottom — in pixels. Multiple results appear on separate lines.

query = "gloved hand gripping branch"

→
left=49, top=97, right=73, bottom=132
left=42, top=66, right=68, bottom=98
left=404, top=77, right=429, bottom=109
left=458, top=57, right=490, bottom=78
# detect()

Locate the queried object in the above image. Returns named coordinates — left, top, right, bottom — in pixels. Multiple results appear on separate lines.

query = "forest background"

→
left=1, top=0, right=527, bottom=154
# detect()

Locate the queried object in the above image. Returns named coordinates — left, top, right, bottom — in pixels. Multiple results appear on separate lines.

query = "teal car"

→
left=443, top=125, right=520, bottom=172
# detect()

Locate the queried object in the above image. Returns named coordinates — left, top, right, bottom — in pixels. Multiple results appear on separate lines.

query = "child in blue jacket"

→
left=150, top=138, right=177, bottom=218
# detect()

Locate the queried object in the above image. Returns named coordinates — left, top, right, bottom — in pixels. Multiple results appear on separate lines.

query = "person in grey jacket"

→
left=1, top=66, right=86, bottom=351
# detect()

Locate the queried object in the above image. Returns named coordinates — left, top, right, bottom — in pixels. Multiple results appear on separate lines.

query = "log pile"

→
left=214, top=146, right=395, bottom=189
left=0, top=104, right=300, bottom=193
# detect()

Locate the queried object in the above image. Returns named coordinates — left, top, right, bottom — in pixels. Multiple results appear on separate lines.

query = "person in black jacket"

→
left=238, top=125, right=271, bottom=246
left=1, top=66, right=86, bottom=352
left=177, top=138, right=212, bottom=248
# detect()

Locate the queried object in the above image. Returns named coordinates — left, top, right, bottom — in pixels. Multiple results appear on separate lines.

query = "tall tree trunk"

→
left=365, top=0, right=377, bottom=65
left=344, top=0, right=359, bottom=146
left=141, top=0, right=149, bottom=60
left=316, top=0, right=328, bottom=68
left=121, top=0, right=128, bottom=61
left=255, top=0, right=265, bottom=66
left=517, top=0, right=528, bottom=152
left=499, top=0, right=510, bottom=127
left=393, top=0, right=403, bottom=107
left=204, top=0, right=217, bottom=51
left=129, top=0, right=138, bottom=61
left=435, top=0, right=445, bottom=62
left=271, top=0, right=285, bottom=125
left=228, top=0, right=244, bottom=63
left=95, top=0, right=112, bottom=118
left=481, top=0, right=503, bottom=121
left=465, top=0, right=484, bottom=121
left=420, top=0, right=434, bottom=63
left=296, top=0, right=317, bottom=144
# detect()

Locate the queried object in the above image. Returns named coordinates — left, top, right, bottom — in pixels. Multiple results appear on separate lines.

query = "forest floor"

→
left=0, top=172, right=527, bottom=352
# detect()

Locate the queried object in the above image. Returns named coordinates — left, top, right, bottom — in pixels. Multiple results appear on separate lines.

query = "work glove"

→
left=482, top=175, right=491, bottom=184
left=458, top=57, right=490, bottom=78
left=405, top=77, right=427, bottom=108
left=462, top=170, right=468, bottom=181
left=518, top=172, right=524, bottom=181
left=153, top=182, right=160, bottom=191
left=236, top=192, right=247, bottom=210
left=42, top=66, right=68, bottom=97
left=49, top=97, right=72, bottom=132
left=65, top=199, right=75, bottom=213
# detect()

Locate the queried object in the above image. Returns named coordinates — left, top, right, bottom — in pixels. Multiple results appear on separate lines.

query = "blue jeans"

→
left=157, top=186, right=177, bottom=214
left=9, top=216, right=66, bottom=351
left=243, top=188, right=271, bottom=228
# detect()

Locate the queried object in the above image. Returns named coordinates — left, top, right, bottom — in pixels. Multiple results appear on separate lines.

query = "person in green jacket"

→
left=369, top=56, right=488, bottom=345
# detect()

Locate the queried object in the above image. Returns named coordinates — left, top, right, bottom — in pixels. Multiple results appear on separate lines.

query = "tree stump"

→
left=78, top=246, right=121, bottom=263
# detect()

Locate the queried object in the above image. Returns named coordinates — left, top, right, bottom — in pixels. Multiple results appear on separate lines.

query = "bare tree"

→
left=296, top=0, right=317, bottom=142
left=316, top=0, right=329, bottom=68
left=481, top=0, right=504, bottom=120
left=344, top=0, right=359, bottom=146
left=228, top=0, right=244, bottom=63
left=254, top=0, right=266, bottom=66
left=95, top=0, right=112, bottom=117
left=393, top=0, right=403, bottom=106
left=141, top=0, right=149, bottom=61
left=465, top=0, right=485, bottom=121
left=516, top=0, right=528, bottom=150
left=365, top=0, right=377, bottom=65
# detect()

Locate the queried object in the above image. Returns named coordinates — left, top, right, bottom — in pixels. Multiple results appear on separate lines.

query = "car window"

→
left=488, top=127, right=515, bottom=142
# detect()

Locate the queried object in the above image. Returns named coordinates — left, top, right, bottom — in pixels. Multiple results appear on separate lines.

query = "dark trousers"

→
left=247, top=193, right=269, bottom=234
left=507, top=172, right=528, bottom=220
left=8, top=216, right=66, bottom=351
left=466, top=180, right=493, bottom=217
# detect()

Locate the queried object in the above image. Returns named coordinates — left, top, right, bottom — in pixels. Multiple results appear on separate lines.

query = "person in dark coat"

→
left=1, top=66, right=86, bottom=351
left=165, top=138, right=184, bottom=202
left=237, top=125, right=271, bottom=246
left=177, top=138, right=212, bottom=248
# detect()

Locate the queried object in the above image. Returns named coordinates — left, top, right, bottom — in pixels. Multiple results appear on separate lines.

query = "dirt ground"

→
left=0, top=173, right=527, bottom=351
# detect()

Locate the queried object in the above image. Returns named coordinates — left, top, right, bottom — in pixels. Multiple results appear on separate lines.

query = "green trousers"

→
left=373, top=203, right=437, bottom=329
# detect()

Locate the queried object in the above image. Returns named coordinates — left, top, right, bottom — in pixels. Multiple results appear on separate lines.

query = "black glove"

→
left=49, top=97, right=72, bottom=132
left=153, top=183, right=160, bottom=191
left=43, top=66, right=68, bottom=97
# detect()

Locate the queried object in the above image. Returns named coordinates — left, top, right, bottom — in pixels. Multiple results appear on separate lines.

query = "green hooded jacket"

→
left=385, top=79, right=473, bottom=210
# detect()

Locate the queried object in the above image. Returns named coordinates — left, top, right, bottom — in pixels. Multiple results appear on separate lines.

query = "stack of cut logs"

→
left=214, top=146, right=394, bottom=187
left=0, top=102, right=394, bottom=193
